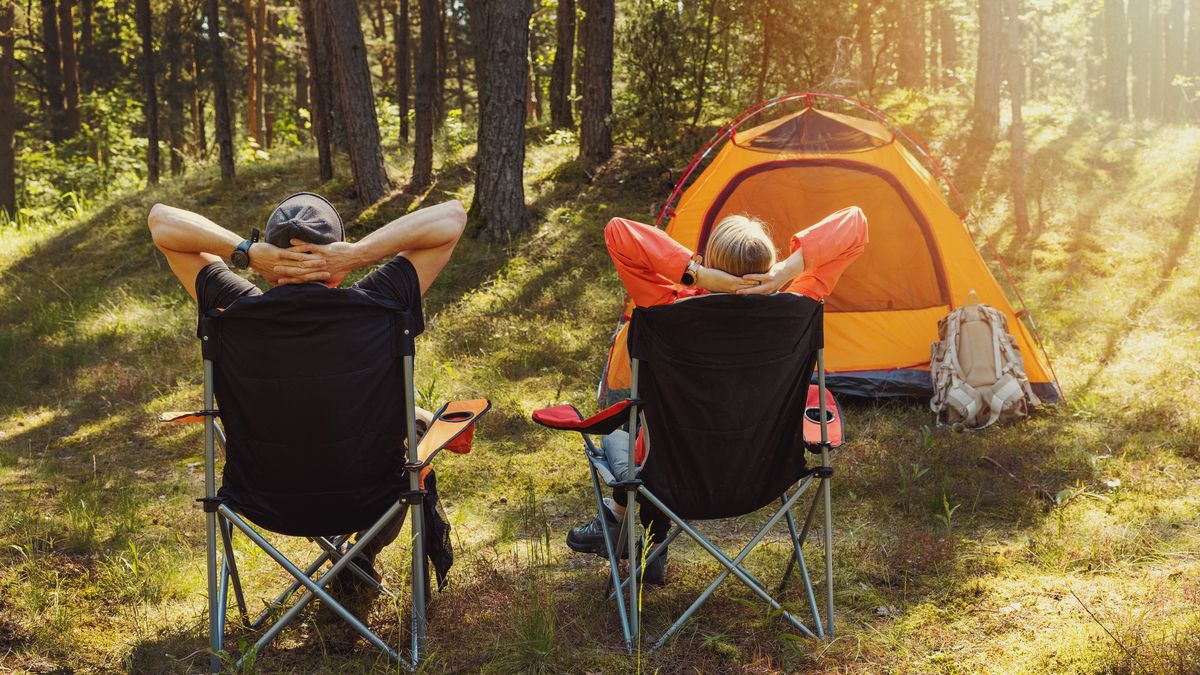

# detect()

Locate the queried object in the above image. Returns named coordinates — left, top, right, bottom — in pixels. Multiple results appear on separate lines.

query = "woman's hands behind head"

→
left=736, top=248, right=805, bottom=295
left=696, top=265, right=757, bottom=294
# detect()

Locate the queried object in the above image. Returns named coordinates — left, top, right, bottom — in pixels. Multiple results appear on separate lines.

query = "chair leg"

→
left=222, top=504, right=406, bottom=669
left=247, top=541, right=341, bottom=629
left=314, top=536, right=396, bottom=598
left=821, top=472, right=834, bottom=637
left=218, top=518, right=250, bottom=626
left=639, top=483, right=818, bottom=649
left=782, top=505, right=823, bottom=639
left=588, top=463, right=632, bottom=653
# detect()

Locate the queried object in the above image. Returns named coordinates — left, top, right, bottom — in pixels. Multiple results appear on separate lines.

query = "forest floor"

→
left=2, top=114, right=1200, bottom=674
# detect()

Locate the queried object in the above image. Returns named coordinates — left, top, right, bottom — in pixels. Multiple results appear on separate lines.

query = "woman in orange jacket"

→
left=566, top=207, right=869, bottom=586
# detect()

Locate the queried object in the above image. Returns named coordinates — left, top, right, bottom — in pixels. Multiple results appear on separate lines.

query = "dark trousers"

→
left=356, top=416, right=430, bottom=564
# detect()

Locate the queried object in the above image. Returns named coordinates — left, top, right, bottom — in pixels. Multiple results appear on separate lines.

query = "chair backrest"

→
left=199, top=284, right=418, bottom=536
left=628, top=293, right=823, bottom=520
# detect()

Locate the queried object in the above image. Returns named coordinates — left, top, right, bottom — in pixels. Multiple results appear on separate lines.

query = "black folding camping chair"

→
left=159, top=283, right=489, bottom=672
left=534, top=293, right=842, bottom=651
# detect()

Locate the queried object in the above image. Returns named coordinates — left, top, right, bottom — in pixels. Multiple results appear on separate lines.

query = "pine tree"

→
left=465, top=0, right=532, bottom=239
left=578, top=0, right=613, bottom=168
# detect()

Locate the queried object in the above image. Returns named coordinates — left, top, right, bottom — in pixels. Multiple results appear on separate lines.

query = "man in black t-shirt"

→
left=148, top=192, right=467, bottom=604
left=148, top=192, right=464, bottom=320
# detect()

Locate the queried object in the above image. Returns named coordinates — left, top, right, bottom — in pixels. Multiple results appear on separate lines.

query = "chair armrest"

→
left=414, top=398, right=492, bottom=468
left=158, top=410, right=218, bottom=424
left=531, top=399, right=637, bottom=435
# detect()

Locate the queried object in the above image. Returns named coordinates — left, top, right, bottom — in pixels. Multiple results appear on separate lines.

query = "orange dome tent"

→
left=600, top=93, right=1062, bottom=404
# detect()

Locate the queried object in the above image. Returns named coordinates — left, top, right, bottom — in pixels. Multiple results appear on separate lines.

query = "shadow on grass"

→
left=1076, top=150, right=1200, bottom=395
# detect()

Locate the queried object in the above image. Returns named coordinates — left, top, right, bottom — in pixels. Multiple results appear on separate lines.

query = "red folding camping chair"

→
left=534, top=292, right=844, bottom=650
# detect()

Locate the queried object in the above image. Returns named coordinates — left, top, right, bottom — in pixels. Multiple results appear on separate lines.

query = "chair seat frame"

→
left=576, top=351, right=836, bottom=652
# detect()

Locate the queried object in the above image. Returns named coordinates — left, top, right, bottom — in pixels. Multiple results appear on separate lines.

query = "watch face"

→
left=231, top=248, right=249, bottom=269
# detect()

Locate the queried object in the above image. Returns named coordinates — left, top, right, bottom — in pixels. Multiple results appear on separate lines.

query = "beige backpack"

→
left=929, top=293, right=1040, bottom=430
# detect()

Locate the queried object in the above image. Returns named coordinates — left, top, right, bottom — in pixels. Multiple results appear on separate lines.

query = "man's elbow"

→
left=147, top=203, right=168, bottom=245
left=444, top=199, right=468, bottom=240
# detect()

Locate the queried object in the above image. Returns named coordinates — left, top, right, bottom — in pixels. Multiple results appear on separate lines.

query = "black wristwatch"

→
left=680, top=260, right=702, bottom=286
left=230, top=228, right=260, bottom=269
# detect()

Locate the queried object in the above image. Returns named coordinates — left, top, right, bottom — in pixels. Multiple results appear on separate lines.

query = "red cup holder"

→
left=440, top=411, right=474, bottom=423
left=804, top=408, right=835, bottom=424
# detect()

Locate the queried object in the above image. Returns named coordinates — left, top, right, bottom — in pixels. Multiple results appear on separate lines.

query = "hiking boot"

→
left=640, top=544, right=668, bottom=587
left=566, top=502, right=624, bottom=557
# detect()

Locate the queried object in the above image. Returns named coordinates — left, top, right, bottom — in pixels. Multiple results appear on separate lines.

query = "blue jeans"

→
left=603, top=431, right=670, bottom=543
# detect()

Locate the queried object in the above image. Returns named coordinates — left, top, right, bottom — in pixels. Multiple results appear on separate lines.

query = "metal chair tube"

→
left=626, top=359, right=640, bottom=642
left=817, top=349, right=834, bottom=637
left=404, top=355, right=427, bottom=662
left=203, top=360, right=221, bottom=674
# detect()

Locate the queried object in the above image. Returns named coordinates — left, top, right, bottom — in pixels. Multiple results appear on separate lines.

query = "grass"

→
left=1, top=110, right=1199, bottom=673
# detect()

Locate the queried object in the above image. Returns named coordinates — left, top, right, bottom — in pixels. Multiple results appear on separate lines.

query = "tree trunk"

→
left=855, top=1, right=873, bottom=93
left=1166, top=0, right=1186, bottom=120
left=242, top=0, right=257, bottom=144
left=1150, top=1, right=1168, bottom=119
left=294, top=21, right=308, bottom=145
left=465, top=0, right=531, bottom=239
left=313, top=1, right=345, bottom=150
left=549, top=0, right=574, bottom=128
left=135, top=0, right=160, bottom=184
left=298, top=0, right=332, bottom=181
left=395, top=0, right=411, bottom=143
left=411, top=0, right=437, bottom=191
left=755, top=5, right=773, bottom=101
left=189, top=31, right=207, bottom=158
left=578, top=0, right=613, bottom=168
left=255, top=0, right=267, bottom=146
left=165, top=0, right=185, bottom=175
left=1104, top=0, right=1129, bottom=118
left=206, top=0, right=235, bottom=181
left=264, top=9, right=276, bottom=148
left=897, top=0, right=924, bottom=88
left=928, top=1, right=942, bottom=88
left=939, top=2, right=958, bottom=82
left=324, top=0, right=391, bottom=204
left=957, top=0, right=1003, bottom=202
left=527, top=11, right=541, bottom=122
left=0, top=0, right=15, bottom=217
left=690, top=0, right=718, bottom=127
left=1006, top=0, right=1028, bottom=240
left=371, top=0, right=391, bottom=85
left=58, top=0, right=80, bottom=136
left=1130, top=0, right=1151, bottom=118
left=41, top=0, right=66, bottom=141
left=1188, top=0, right=1200, bottom=77
left=435, top=0, right=445, bottom=125
left=454, top=6, right=467, bottom=112
left=78, top=0, right=91, bottom=93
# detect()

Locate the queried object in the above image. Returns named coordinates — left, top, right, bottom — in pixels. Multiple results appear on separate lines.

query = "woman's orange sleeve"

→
left=786, top=206, right=869, bottom=300
left=604, top=217, right=694, bottom=308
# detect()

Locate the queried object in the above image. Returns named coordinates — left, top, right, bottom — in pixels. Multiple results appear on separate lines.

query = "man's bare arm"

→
left=279, top=200, right=467, bottom=294
left=147, top=204, right=327, bottom=301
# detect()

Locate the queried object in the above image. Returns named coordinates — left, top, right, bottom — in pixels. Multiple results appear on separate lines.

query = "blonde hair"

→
left=704, top=215, right=776, bottom=276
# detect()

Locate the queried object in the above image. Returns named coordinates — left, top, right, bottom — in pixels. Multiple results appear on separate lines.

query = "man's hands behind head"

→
left=273, top=239, right=364, bottom=287
left=250, top=241, right=331, bottom=286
